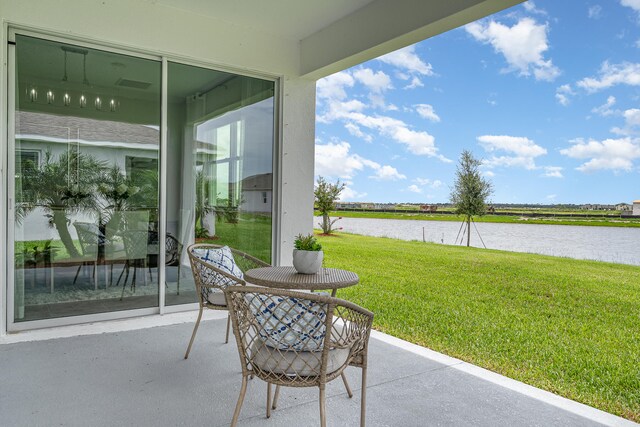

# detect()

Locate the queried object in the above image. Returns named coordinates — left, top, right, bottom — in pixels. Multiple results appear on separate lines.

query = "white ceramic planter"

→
left=292, top=249, right=323, bottom=274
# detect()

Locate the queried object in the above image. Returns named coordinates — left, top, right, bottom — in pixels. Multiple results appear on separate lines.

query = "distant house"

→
left=240, top=173, right=272, bottom=214
left=420, top=204, right=438, bottom=212
left=633, top=200, right=640, bottom=216
left=616, top=203, right=631, bottom=212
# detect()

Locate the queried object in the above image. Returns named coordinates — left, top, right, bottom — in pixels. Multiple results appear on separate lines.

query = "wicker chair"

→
left=225, top=286, right=374, bottom=427
left=184, top=244, right=270, bottom=359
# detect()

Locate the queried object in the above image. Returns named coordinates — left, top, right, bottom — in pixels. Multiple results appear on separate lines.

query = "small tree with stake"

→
left=450, top=150, right=493, bottom=247
left=314, top=176, right=345, bottom=235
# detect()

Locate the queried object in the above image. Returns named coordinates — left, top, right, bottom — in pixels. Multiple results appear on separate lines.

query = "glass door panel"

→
left=12, top=35, right=161, bottom=322
left=166, top=62, right=275, bottom=306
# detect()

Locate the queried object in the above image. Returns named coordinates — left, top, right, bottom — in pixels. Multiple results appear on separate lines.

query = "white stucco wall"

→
left=278, top=77, right=316, bottom=266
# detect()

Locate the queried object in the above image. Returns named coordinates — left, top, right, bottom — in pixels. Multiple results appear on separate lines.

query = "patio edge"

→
left=371, top=330, right=638, bottom=427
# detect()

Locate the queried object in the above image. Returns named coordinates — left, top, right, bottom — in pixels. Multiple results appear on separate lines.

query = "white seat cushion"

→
left=206, top=290, right=227, bottom=306
left=250, top=339, right=350, bottom=377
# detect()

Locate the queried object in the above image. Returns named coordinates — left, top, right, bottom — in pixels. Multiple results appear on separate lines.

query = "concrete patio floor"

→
left=0, top=312, right=636, bottom=427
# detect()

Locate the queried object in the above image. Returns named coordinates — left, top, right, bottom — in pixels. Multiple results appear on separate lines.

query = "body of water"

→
left=316, top=216, right=640, bottom=266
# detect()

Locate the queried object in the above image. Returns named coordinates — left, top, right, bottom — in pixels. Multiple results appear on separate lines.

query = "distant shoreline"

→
left=319, top=210, right=640, bottom=228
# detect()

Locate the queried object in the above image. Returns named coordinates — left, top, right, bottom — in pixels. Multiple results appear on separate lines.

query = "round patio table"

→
left=244, top=266, right=358, bottom=297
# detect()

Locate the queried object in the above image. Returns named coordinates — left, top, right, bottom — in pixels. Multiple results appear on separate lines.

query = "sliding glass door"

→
left=8, top=32, right=276, bottom=326
left=11, top=35, right=161, bottom=322
left=165, top=62, right=274, bottom=306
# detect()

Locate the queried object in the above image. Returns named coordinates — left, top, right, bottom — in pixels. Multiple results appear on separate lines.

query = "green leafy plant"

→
left=195, top=224, right=210, bottom=238
left=294, top=233, right=322, bottom=251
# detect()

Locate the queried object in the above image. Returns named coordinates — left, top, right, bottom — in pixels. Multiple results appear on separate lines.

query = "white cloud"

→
left=478, top=135, right=547, bottom=170
left=611, top=108, right=640, bottom=135
left=577, top=61, right=640, bottom=92
left=555, top=84, right=575, bottom=106
left=407, top=184, right=422, bottom=194
left=591, top=96, right=617, bottom=116
left=560, top=137, right=640, bottom=172
left=329, top=110, right=449, bottom=160
left=466, top=17, right=560, bottom=81
left=484, top=170, right=496, bottom=177
left=404, top=77, right=424, bottom=89
left=624, top=108, right=640, bottom=127
left=315, top=140, right=406, bottom=183
left=344, top=122, right=372, bottom=142
left=318, top=99, right=366, bottom=123
left=353, top=68, right=392, bottom=93
left=542, top=166, right=564, bottom=178
left=339, top=187, right=367, bottom=201
left=588, top=5, right=602, bottom=19
left=546, top=194, right=557, bottom=201
left=478, top=135, right=547, bottom=157
left=316, top=71, right=354, bottom=100
left=378, top=45, right=434, bottom=76
left=621, top=0, right=640, bottom=13
left=523, top=1, right=547, bottom=15
left=413, top=178, right=443, bottom=189
left=315, top=141, right=370, bottom=179
left=371, top=165, right=406, bottom=181
left=415, top=104, right=441, bottom=122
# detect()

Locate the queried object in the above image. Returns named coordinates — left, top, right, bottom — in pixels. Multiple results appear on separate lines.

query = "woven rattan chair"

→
left=225, top=286, right=374, bottom=427
left=184, top=244, right=269, bottom=359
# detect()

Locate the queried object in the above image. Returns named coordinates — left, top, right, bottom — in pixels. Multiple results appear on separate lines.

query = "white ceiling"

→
left=151, top=0, right=375, bottom=40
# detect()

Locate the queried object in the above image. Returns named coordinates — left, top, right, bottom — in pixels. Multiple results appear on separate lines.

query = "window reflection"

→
left=166, top=62, right=275, bottom=306
left=13, top=35, right=161, bottom=322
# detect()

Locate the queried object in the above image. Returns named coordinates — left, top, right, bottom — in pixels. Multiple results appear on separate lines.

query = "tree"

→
left=314, top=176, right=345, bottom=235
left=28, top=151, right=106, bottom=258
left=449, top=150, right=493, bottom=247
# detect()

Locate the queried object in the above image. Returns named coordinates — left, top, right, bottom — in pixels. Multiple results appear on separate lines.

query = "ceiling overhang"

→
left=300, top=0, right=525, bottom=79
left=151, top=0, right=524, bottom=79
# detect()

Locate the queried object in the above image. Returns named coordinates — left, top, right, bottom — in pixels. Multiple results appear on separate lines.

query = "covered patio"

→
left=0, top=313, right=629, bottom=426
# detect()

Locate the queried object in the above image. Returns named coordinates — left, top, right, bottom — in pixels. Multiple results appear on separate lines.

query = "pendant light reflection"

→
left=28, top=45, right=120, bottom=110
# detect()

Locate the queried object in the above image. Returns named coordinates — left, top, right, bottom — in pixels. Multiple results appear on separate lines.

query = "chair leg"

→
left=272, top=385, right=281, bottom=410
left=72, top=265, right=82, bottom=285
left=176, top=264, right=181, bottom=295
left=184, top=306, right=204, bottom=359
left=361, top=367, right=367, bottom=427
left=231, top=376, right=248, bottom=427
left=119, top=263, right=130, bottom=301
left=225, top=312, right=232, bottom=344
left=266, top=382, right=272, bottom=418
left=341, top=372, right=353, bottom=398
left=319, top=385, right=327, bottom=427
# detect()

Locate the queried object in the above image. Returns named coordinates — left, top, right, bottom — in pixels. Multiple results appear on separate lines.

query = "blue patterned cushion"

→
left=247, top=293, right=327, bottom=351
left=192, top=246, right=244, bottom=304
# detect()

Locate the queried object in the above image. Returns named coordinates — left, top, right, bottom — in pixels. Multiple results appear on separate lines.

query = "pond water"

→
left=315, top=216, right=640, bottom=266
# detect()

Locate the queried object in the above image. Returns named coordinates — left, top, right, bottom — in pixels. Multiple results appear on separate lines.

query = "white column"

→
left=277, top=77, right=316, bottom=266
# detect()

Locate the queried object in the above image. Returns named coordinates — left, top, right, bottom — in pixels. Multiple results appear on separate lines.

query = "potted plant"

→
left=293, top=233, right=323, bottom=274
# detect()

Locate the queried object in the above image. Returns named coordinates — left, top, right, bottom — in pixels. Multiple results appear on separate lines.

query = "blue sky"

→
left=314, top=0, right=640, bottom=205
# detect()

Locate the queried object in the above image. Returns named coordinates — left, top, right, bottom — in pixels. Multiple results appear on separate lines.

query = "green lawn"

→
left=317, top=232, right=640, bottom=421
left=328, top=210, right=640, bottom=228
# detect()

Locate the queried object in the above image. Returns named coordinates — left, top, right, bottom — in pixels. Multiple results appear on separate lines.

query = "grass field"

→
left=328, top=210, right=640, bottom=228
left=316, top=232, right=640, bottom=421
